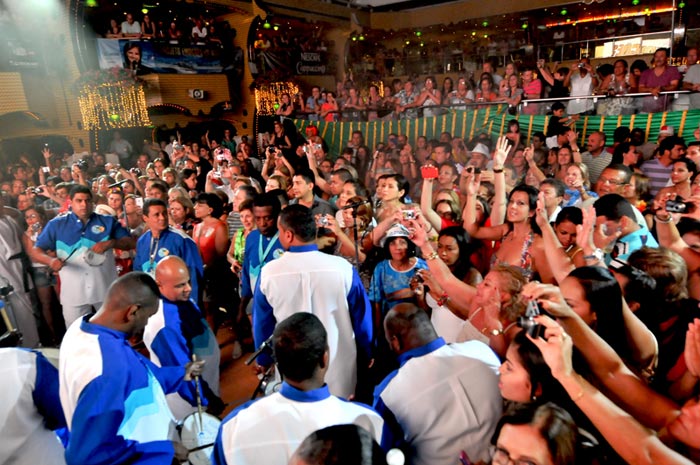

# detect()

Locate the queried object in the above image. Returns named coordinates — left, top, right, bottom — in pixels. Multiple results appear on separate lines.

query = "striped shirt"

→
left=581, top=150, right=612, bottom=184
left=640, top=158, right=672, bottom=197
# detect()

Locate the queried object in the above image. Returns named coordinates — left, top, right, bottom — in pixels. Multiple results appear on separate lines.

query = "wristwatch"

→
left=583, top=248, right=604, bottom=262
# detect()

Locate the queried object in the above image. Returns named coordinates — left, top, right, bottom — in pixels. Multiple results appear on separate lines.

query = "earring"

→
left=531, top=394, right=538, bottom=402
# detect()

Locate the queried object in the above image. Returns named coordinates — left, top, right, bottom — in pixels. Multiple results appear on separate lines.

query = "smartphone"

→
left=135, top=197, right=144, bottom=208
left=42, top=166, right=51, bottom=173
left=402, top=210, right=416, bottom=220
left=421, top=165, right=439, bottom=179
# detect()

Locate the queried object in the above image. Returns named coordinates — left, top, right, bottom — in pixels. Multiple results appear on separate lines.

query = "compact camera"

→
left=666, top=199, right=694, bottom=214
left=402, top=210, right=416, bottom=220
left=316, top=216, right=329, bottom=227
left=518, top=300, right=546, bottom=339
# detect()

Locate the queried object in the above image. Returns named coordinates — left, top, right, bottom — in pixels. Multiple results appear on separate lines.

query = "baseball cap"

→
left=659, top=125, right=674, bottom=136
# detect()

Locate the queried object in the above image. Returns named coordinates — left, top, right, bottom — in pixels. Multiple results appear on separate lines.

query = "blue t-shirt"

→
left=134, top=228, right=204, bottom=301
left=369, top=258, right=429, bottom=316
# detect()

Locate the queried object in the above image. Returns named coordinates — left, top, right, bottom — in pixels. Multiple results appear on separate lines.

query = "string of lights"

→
left=254, top=81, right=300, bottom=115
left=77, top=82, right=152, bottom=130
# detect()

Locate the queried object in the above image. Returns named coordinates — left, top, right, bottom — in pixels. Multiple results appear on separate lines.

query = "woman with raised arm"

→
left=534, top=195, right=585, bottom=284
left=408, top=220, right=526, bottom=358
left=527, top=310, right=698, bottom=465
left=464, top=138, right=554, bottom=283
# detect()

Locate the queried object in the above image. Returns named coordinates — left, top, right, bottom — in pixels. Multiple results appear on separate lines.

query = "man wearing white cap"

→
left=467, top=143, right=492, bottom=171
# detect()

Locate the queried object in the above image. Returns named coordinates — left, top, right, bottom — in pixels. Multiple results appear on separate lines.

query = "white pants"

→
left=63, top=303, right=100, bottom=328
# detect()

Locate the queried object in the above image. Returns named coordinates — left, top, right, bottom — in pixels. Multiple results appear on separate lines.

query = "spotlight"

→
left=561, top=8, right=568, bottom=15
left=262, top=20, right=271, bottom=29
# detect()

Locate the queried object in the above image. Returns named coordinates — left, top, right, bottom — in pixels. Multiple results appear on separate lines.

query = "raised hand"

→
left=464, top=170, right=481, bottom=197
left=528, top=315, right=575, bottom=380
left=493, top=136, right=510, bottom=168
left=685, top=319, right=700, bottom=378
left=521, top=282, right=577, bottom=319
left=575, top=205, right=597, bottom=251
left=535, top=192, right=549, bottom=229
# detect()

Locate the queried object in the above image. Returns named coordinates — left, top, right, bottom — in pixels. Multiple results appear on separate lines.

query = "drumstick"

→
left=191, top=354, right=204, bottom=433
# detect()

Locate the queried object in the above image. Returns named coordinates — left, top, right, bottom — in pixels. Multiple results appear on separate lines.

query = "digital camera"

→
left=666, top=199, right=694, bottom=214
left=518, top=300, right=546, bottom=339
left=402, top=210, right=416, bottom=220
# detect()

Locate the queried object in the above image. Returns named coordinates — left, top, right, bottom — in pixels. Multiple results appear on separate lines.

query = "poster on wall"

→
left=97, top=39, right=225, bottom=74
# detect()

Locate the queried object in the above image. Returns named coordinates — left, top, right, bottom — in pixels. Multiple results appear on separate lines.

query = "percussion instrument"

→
left=179, top=354, right=221, bottom=465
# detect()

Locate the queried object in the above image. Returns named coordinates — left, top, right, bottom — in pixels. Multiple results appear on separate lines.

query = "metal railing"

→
left=293, top=89, right=696, bottom=122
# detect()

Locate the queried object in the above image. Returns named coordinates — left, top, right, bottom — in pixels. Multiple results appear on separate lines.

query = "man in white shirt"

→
left=120, top=13, right=141, bottom=37
left=252, top=204, right=373, bottom=399
left=564, top=57, right=597, bottom=115
left=374, top=304, right=502, bottom=465
left=683, top=47, right=700, bottom=109
left=212, top=313, right=384, bottom=465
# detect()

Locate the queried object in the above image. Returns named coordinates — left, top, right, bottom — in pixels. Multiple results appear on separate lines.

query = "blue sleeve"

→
left=32, top=351, right=67, bottom=431
left=182, top=237, right=205, bottom=302
left=142, top=355, right=186, bottom=395
left=240, top=235, right=254, bottom=298
left=150, top=328, right=201, bottom=405
left=109, top=216, right=130, bottom=240
left=35, top=219, right=56, bottom=251
left=252, top=277, right=276, bottom=367
left=347, top=269, right=373, bottom=360
left=211, top=427, right=228, bottom=465
left=66, top=377, right=174, bottom=465
left=373, top=395, right=406, bottom=452
left=133, top=235, right=147, bottom=272
left=368, top=262, right=384, bottom=303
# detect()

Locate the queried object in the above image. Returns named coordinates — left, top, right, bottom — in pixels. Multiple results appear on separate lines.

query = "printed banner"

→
left=97, top=39, right=224, bottom=74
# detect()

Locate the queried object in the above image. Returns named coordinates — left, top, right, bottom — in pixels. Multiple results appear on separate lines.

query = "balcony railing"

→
left=289, top=92, right=700, bottom=158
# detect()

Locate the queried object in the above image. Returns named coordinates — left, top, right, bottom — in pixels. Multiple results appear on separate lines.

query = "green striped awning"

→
left=293, top=107, right=700, bottom=158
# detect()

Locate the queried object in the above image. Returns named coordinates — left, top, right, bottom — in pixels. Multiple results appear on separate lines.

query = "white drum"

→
left=180, top=411, right=221, bottom=465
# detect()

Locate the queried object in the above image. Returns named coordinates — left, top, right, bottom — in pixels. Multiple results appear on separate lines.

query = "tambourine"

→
left=84, top=250, right=107, bottom=267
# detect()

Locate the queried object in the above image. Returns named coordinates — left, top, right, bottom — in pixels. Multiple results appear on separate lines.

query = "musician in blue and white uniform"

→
left=144, top=255, right=222, bottom=420
left=59, top=272, right=204, bottom=465
left=0, top=348, right=68, bottom=465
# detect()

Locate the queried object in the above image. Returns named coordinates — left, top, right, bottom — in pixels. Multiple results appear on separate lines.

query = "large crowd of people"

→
left=2, top=62, right=700, bottom=464
left=288, top=46, right=700, bottom=122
